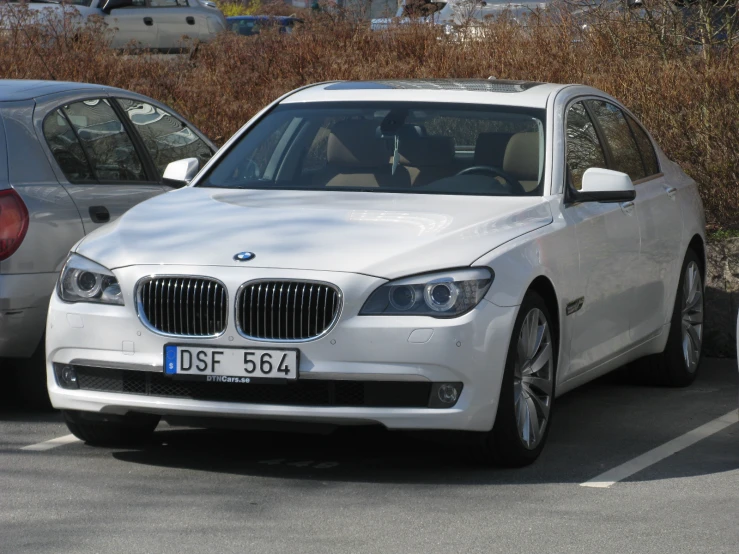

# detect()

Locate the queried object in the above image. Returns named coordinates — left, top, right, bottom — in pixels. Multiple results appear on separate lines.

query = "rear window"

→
left=199, top=102, right=547, bottom=197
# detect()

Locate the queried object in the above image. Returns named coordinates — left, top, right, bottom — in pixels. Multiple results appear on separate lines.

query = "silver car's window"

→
left=60, top=99, right=148, bottom=183
left=200, top=102, right=546, bottom=197
left=116, top=98, right=213, bottom=178
left=625, top=113, right=660, bottom=177
left=43, top=110, right=96, bottom=183
left=149, top=0, right=189, bottom=6
left=565, top=102, right=607, bottom=191
left=586, top=100, right=647, bottom=182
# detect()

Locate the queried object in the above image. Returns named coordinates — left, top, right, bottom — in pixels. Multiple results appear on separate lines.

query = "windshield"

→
left=199, top=102, right=546, bottom=197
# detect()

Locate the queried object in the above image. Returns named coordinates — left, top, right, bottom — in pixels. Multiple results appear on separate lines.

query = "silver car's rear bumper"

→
left=0, top=273, right=57, bottom=358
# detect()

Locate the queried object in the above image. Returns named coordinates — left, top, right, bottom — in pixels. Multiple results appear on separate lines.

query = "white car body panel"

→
left=46, top=81, right=706, bottom=435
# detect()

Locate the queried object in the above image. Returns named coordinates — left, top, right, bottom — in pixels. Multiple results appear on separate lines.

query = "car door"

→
left=106, top=0, right=160, bottom=49
left=114, top=97, right=214, bottom=187
left=41, top=97, right=165, bottom=234
left=585, top=100, right=682, bottom=343
left=148, top=0, right=201, bottom=51
left=561, top=100, right=642, bottom=379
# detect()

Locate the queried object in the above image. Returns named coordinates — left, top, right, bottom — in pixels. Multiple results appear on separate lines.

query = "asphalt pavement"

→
left=1, top=358, right=737, bottom=554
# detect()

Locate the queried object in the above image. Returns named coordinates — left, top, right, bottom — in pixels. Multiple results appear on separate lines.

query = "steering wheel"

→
left=456, top=165, right=526, bottom=195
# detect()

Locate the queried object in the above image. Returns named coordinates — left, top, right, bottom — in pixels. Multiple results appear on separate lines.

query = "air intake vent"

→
left=236, top=280, right=341, bottom=341
left=137, top=277, right=227, bottom=337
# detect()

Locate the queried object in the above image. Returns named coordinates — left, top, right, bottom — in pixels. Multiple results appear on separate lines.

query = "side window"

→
left=59, top=99, right=148, bottom=182
left=565, top=102, right=606, bottom=190
left=116, top=98, right=213, bottom=179
left=43, top=109, right=95, bottom=183
left=625, top=114, right=660, bottom=177
left=149, top=0, right=188, bottom=6
left=586, top=100, right=646, bottom=182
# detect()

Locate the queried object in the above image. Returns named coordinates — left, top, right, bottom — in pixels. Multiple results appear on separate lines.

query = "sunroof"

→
left=325, top=79, right=543, bottom=93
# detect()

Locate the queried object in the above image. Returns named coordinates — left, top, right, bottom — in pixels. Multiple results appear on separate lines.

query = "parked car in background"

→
left=227, top=15, right=302, bottom=36
left=2, top=0, right=227, bottom=52
left=46, top=79, right=705, bottom=466
left=0, top=79, right=216, bottom=402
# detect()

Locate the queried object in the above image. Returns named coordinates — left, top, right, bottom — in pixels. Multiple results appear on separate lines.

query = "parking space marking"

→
left=581, top=409, right=738, bottom=488
left=20, top=434, right=81, bottom=452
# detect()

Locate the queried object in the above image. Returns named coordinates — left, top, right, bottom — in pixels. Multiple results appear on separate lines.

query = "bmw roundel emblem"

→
left=234, top=252, right=255, bottom=262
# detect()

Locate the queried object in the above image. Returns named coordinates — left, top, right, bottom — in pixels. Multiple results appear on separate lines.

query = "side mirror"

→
left=575, top=167, right=636, bottom=203
left=163, top=158, right=199, bottom=189
left=101, top=0, right=134, bottom=15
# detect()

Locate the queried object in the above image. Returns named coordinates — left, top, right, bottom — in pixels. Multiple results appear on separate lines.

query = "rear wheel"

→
left=62, top=410, right=160, bottom=447
left=479, top=291, right=556, bottom=467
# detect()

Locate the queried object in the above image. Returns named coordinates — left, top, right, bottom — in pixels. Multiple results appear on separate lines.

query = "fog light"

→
left=438, top=384, right=459, bottom=403
left=428, top=382, right=463, bottom=409
left=54, top=364, right=79, bottom=390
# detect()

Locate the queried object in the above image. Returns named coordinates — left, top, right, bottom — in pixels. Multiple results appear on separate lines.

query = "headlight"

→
left=360, top=268, right=493, bottom=318
left=58, top=254, right=124, bottom=305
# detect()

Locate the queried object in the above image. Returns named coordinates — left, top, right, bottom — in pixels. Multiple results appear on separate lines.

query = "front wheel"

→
left=478, top=291, right=556, bottom=467
left=63, top=410, right=160, bottom=447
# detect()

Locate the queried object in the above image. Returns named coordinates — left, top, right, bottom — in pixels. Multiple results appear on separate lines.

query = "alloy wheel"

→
left=681, top=261, right=704, bottom=373
left=513, top=308, right=554, bottom=450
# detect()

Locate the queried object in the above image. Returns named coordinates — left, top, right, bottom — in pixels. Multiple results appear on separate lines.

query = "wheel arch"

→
left=526, top=275, right=560, bottom=353
left=687, top=234, right=705, bottom=277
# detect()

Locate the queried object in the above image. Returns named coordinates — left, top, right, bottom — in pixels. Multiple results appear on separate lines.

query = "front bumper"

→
left=46, top=265, right=517, bottom=432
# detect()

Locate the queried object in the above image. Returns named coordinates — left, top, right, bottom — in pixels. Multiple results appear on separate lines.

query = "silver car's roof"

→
left=0, top=80, right=126, bottom=102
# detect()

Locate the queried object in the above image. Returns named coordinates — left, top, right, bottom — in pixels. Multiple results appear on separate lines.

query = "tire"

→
left=62, top=410, right=160, bottom=447
left=649, top=249, right=705, bottom=387
left=478, top=291, right=557, bottom=467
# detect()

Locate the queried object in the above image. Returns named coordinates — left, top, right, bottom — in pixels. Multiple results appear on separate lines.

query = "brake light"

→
left=0, top=189, right=29, bottom=261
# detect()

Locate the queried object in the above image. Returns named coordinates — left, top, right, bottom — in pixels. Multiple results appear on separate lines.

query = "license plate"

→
left=164, top=345, right=299, bottom=383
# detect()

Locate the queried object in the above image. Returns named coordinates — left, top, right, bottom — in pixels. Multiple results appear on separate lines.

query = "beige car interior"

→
left=316, top=120, right=540, bottom=192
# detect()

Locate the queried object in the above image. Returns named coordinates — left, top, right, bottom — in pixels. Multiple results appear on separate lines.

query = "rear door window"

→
left=116, top=98, right=213, bottom=179
left=57, top=99, right=149, bottom=182
left=43, top=109, right=96, bottom=183
left=586, top=100, right=646, bottom=182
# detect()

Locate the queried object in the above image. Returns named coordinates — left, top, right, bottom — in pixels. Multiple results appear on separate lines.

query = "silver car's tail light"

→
left=137, top=277, right=227, bottom=337
left=236, top=280, right=342, bottom=341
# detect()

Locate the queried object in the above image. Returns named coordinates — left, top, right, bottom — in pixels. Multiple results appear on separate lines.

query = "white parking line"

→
left=20, top=434, right=81, bottom=452
left=581, top=409, right=739, bottom=488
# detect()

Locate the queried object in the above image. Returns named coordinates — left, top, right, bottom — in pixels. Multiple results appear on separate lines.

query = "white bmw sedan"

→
left=46, top=79, right=706, bottom=466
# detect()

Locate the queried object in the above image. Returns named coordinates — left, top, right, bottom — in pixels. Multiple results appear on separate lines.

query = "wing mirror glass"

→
left=574, top=167, right=636, bottom=203
left=101, top=0, right=134, bottom=14
left=163, top=158, right=199, bottom=189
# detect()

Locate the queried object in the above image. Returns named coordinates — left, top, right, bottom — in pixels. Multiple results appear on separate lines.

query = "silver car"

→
left=7, top=0, right=227, bottom=52
left=0, top=79, right=215, bottom=401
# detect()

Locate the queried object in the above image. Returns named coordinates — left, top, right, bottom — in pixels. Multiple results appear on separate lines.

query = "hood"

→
left=76, top=188, right=553, bottom=279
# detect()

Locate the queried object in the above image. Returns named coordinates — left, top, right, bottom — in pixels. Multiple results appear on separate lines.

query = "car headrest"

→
left=397, top=136, right=455, bottom=167
left=474, top=132, right=513, bottom=168
left=327, top=120, right=389, bottom=167
left=503, top=132, right=540, bottom=182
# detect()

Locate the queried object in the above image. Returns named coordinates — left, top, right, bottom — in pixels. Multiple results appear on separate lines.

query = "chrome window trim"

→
left=234, top=278, right=343, bottom=343
left=135, top=274, right=229, bottom=339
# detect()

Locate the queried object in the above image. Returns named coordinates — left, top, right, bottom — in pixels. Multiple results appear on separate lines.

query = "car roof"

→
left=0, top=80, right=127, bottom=102
left=282, top=79, right=575, bottom=109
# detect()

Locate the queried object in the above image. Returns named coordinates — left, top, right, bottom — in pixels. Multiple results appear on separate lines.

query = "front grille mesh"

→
left=138, top=277, right=227, bottom=337
left=73, top=366, right=432, bottom=408
left=237, top=281, right=341, bottom=341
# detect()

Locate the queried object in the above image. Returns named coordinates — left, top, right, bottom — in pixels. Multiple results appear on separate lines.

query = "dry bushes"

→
left=0, top=3, right=737, bottom=229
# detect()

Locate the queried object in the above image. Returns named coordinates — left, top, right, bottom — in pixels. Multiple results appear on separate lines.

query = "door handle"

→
left=143, top=16, right=153, bottom=26
left=186, top=16, right=195, bottom=25
left=665, top=186, right=677, bottom=200
left=89, top=206, right=110, bottom=223
left=620, top=201, right=635, bottom=215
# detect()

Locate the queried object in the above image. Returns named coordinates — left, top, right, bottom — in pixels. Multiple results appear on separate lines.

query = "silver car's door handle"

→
left=621, top=201, right=635, bottom=215
left=665, top=186, right=677, bottom=200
